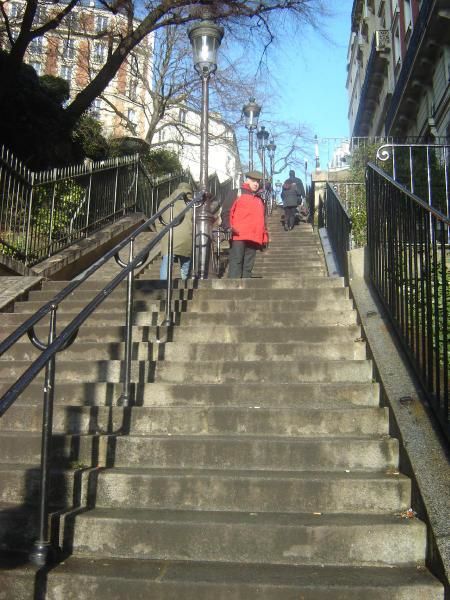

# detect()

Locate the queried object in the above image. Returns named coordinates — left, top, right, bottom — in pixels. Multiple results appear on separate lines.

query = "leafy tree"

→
left=39, top=74, right=70, bottom=105
left=109, top=136, right=182, bottom=177
left=72, top=114, right=108, bottom=161
left=144, top=148, right=182, bottom=177
left=0, top=49, right=80, bottom=168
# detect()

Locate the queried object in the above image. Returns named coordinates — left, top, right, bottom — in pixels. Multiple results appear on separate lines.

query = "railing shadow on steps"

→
left=322, top=162, right=449, bottom=444
left=0, top=188, right=217, bottom=567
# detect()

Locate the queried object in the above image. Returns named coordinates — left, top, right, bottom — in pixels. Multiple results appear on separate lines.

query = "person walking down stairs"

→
left=227, top=170, right=269, bottom=279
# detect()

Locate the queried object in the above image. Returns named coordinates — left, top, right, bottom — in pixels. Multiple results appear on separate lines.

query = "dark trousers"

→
left=228, top=240, right=258, bottom=278
left=284, top=206, right=297, bottom=229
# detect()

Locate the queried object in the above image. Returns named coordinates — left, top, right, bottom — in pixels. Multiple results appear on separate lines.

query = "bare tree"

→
left=1, top=0, right=328, bottom=126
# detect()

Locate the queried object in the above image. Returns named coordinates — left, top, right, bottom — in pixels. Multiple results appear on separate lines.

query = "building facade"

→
left=153, top=107, right=242, bottom=186
left=347, top=0, right=450, bottom=139
left=1, top=0, right=153, bottom=139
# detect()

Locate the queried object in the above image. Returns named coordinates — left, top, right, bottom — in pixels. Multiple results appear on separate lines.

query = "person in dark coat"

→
left=227, top=171, right=268, bottom=278
left=281, top=169, right=306, bottom=231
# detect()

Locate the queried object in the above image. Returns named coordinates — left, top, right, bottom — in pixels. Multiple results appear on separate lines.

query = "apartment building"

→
left=154, top=107, right=242, bottom=186
left=347, top=0, right=450, bottom=139
left=1, top=0, right=153, bottom=139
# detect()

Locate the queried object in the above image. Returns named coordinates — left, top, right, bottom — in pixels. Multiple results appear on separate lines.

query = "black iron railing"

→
left=0, top=145, right=193, bottom=266
left=324, top=184, right=353, bottom=282
left=0, top=190, right=202, bottom=566
left=367, top=163, right=449, bottom=442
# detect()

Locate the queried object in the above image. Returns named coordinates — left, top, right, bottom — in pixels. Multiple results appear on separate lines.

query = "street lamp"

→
left=242, top=97, right=261, bottom=171
left=314, top=134, right=320, bottom=171
left=256, top=125, right=270, bottom=197
left=267, top=139, right=276, bottom=208
left=188, top=19, right=224, bottom=278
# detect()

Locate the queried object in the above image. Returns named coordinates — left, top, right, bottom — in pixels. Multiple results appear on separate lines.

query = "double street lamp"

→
left=267, top=139, right=276, bottom=203
left=188, top=19, right=224, bottom=278
left=256, top=125, right=270, bottom=196
left=242, top=97, right=261, bottom=171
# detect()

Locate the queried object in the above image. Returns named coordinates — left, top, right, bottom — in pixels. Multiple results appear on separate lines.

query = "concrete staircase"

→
left=0, top=212, right=443, bottom=598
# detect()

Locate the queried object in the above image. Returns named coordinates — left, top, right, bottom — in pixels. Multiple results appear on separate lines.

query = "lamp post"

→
left=256, top=125, right=270, bottom=199
left=267, top=139, right=276, bottom=205
left=314, top=134, right=320, bottom=171
left=188, top=19, right=224, bottom=278
left=242, top=97, right=261, bottom=171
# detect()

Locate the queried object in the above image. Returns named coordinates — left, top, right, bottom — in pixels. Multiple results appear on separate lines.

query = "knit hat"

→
left=245, top=170, right=264, bottom=181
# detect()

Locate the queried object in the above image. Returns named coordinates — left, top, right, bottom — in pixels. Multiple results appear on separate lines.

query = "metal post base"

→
left=29, top=540, right=53, bottom=567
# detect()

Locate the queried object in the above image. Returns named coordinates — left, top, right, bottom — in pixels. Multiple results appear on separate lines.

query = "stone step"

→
left=0, top=405, right=388, bottom=436
left=1, top=557, right=441, bottom=600
left=0, top=323, right=363, bottom=345
left=173, top=310, right=358, bottom=327
left=0, top=381, right=380, bottom=408
left=2, top=338, right=367, bottom=362
left=0, top=309, right=359, bottom=328
left=0, top=465, right=409, bottom=514
left=0, top=432, right=398, bottom=470
left=67, top=509, right=426, bottom=566
left=13, top=295, right=353, bottom=315
left=0, top=358, right=373, bottom=384
left=39, top=276, right=343, bottom=293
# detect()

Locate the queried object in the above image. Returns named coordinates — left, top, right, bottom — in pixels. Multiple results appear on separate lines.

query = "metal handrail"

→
left=0, top=191, right=198, bottom=566
left=324, top=183, right=353, bottom=282
left=0, top=195, right=195, bottom=408
left=367, top=162, right=449, bottom=442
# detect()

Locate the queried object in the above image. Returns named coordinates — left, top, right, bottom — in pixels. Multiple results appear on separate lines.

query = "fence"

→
left=323, top=184, right=353, bottom=282
left=0, top=146, right=197, bottom=267
left=367, top=162, right=449, bottom=442
left=0, top=147, right=143, bottom=266
left=376, top=143, right=449, bottom=222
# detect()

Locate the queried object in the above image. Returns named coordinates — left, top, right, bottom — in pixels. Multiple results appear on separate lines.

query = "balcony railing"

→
left=385, top=0, right=435, bottom=133
left=352, top=35, right=389, bottom=136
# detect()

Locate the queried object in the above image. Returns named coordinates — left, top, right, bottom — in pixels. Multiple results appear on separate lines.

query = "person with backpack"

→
left=227, top=171, right=269, bottom=278
left=281, top=169, right=306, bottom=231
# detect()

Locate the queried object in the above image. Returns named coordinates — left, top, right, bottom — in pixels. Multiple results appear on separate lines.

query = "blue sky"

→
left=240, top=2, right=353, bottom=182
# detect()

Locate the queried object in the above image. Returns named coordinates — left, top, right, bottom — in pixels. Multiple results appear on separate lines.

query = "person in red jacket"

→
left=228, top=171, right=269, bottom=278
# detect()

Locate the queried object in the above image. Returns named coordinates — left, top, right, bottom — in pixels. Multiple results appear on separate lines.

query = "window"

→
left=393, top=25, right=401, bottom=70
left=62, top=38, right=75, bottom=60
left=95, top=15, right=108, bottom=33
left=29, top=61, right=42, bottom=75
left=60, top=64, right=73, bottom=83
left=34, top=5, right=46, bottom=23
left=9, top=2, right=22, bottom=18
left=90, top=98, right=102, bottom=119
left=65, top=12, right=78, bottom=31
left=158, top=129, right=166, bottom=142
left=127, top=108, right=137, bottom=125
left=128, top=78, right=138, bottom=101
left=403, top=0, right=412, bottom=36
left=93, top=42, right=106, bottom=64
left=179, top=108, right=187, bottom=124
left=29, top=37, right=43, bottom=55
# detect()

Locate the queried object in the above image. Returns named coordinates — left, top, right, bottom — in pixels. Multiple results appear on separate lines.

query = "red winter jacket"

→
left=229, top=184, right=268, bottom=245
